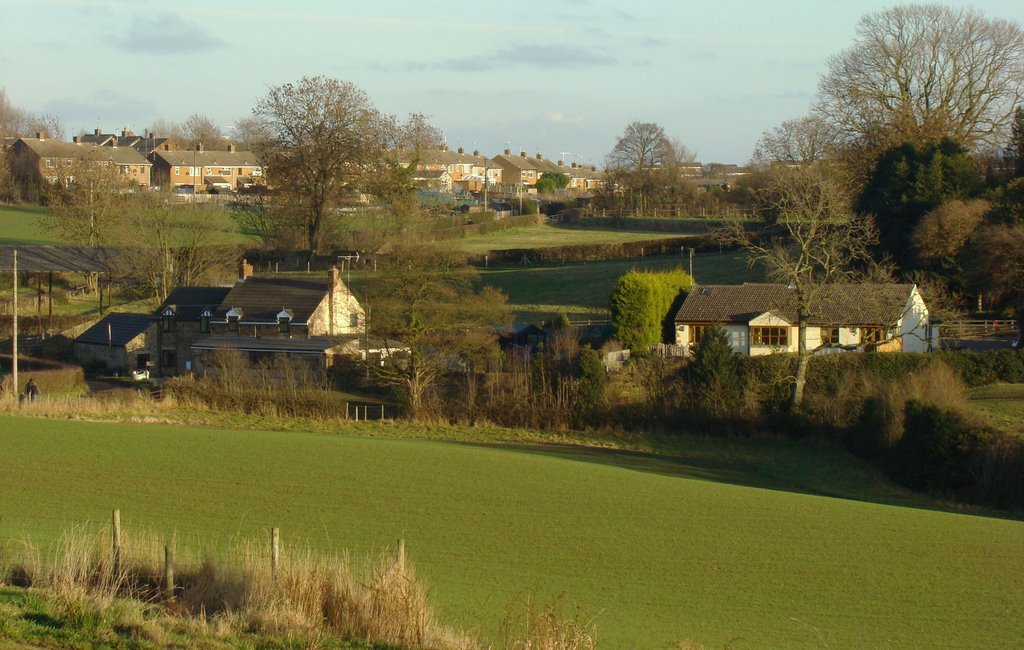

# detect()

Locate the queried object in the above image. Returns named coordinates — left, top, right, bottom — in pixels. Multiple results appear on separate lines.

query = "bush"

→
left=0, top=354, right=86, bottom=397
left=846, top=394, right=905, bottom=458
left=971, top=432, right=1024, bottom=509
left=888, top=400, right=989, bottom=491
left=685, top=326, right=744, bottom=421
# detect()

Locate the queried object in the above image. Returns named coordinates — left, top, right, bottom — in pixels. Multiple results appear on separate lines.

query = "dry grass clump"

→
left=1, top=528, right=485, bottom=648
left=496, top=596, right=597, bottom=650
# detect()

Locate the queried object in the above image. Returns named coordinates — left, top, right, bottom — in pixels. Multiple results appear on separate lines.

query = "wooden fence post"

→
left=396, top=537, right=405, bottom=572
left=164, top=545, right=175, bottom=600
left=112, top=509, right=122, bottom=578
left=271, top=527, right=280, bottom=580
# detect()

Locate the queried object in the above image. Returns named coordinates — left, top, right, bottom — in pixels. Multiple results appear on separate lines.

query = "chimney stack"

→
left=238, top=258, right=254, bottom=280
left=440, top=143, right=448, bottom=152
left=196, top=143, right=204, bottom=152
left=557, top=159, right=563, bottom=166
left=520, top=150, right=526, bottom=157
left=73, top=135, right=81, bottom=144
left=35, top=131, right=45, bottom=140
left=536, top=152, right=543, bottom=160
left=328, top=265, right=339, bottom=290
left=457, top=146, right=464, bottom=154
left=228, top=143, right=236, bottom=153
left=504, top=148, right=511, bottom=156
left=94, top=128, right=101, bottom=135
left=473, top=149, right=479, bottom=156
left=122, top=128, right=134, bottom=137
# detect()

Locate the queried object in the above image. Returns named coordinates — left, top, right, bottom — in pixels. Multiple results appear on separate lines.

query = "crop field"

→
left=2, top=416, right=1022, bottom=648
left=442, top=223, right=689, bottom=253
left=0, top=205, right=58, bottom=246
left=477, top=251, right=762, bottom=321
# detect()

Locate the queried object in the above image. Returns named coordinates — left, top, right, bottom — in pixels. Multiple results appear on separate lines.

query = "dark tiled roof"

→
left=75, top=312, right=151, bottom=346
left=191, top=335, right=358, bottom=354
left=217, top=277, right=329, bottom=323
left=157, top=286, right=232, bottom=321
left=674, top=283, right=918, bottom=326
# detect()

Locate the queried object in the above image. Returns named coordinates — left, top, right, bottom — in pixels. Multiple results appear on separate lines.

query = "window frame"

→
left=750, top=326, right=789, bottom=347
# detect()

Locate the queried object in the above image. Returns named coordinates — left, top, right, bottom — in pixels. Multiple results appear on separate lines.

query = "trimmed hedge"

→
left=610, top=268, right=693, bottom=348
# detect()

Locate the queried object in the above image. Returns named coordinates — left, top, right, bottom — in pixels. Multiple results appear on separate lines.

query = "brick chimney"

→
left=457, top=146, right=464, bottom=154
left=73, top=135, right=81, bottom=144
left=238, top=258, right=254, bottom=280
left=440, top=143, right=448, bottom=152
left=536, top=152, right=543, bottom=160
left=227, top=143, right=236, bottom=153
left=504, top=148, right=511, bottom=156
left=557, top=159, right=563, bottom=166
left=35, top=131, right=45, bottom=140
left=196, top=143, right=204, bottom=152
left=520, top=150, right=526, bottom=157
left=328, top=265, right=339, bottom=290
left=328, top=265, right=340, bottom=336
left=572, top=161, right=578, bottom=168
left=122, top=128, right=134, bottom=137
left=94, top=128, right=101, bottom=135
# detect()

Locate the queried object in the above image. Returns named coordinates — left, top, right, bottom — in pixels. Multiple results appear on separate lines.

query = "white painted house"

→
left=673, top=283, right=937, bottom=355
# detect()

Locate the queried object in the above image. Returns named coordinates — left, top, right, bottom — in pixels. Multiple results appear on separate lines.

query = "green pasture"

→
left=442, top=223, right=685, bottom=254
left=477, top=251, right=761, bottom=321
left=0, top=205, right=58, bottom=246
left=971, top=384, right=1024, bottom=437
left=2, top=416, right=1022, bottom=648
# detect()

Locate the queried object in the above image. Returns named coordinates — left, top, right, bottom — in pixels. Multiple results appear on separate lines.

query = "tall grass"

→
left=2, top=527, right=596, bottom=649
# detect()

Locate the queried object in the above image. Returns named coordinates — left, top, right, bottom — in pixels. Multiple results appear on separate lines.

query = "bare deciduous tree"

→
left=720, top=165, right=878, bottom=410
left=606, top=121, right=672, bottom=172
left=751, top=116, right=834, bottom=166
left=181, top=113, right=223, bottom=149
left=395, top=112, right=444, bottom=153
left=815, top=5, right=1024, bottom=153
left=253, top=76, right=385, bottom=254
left=966, top=223, right=1024, bottom=347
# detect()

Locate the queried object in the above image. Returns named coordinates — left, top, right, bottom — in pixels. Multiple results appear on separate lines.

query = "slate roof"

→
left=674, top=283, right=918, bottom=326
left=191, top=335, right=359, bottom=355
left=216, top=277, right=329, bottom=323
left=75, top=312, right=152, bottom=347
left=157, top=286, right=232, bottom=321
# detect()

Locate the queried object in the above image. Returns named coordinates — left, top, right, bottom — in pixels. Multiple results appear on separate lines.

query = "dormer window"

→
left=161, top=308, right=176, bottom=332
left=226, top=308, right=242, bottom=333
left=277, top=309, right=293, bottom=334
left=199, top=308, right=212, bottom=333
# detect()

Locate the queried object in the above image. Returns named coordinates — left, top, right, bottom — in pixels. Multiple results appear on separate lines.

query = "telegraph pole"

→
left=12, top=249, right=18, bottom=402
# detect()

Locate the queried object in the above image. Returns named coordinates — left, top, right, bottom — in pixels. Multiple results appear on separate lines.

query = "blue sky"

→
left=3, top=0, right=1023, bottom=165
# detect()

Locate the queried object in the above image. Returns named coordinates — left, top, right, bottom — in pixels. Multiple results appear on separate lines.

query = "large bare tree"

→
left=966, top=223, right=1024, bottom=348
left=606, top=121, right=673, bottom=172
left=253, top=76, right=385, bottom=254
left=815, top=5, right=1024, bottom=155
left=720, top=164, right=878, bottom=410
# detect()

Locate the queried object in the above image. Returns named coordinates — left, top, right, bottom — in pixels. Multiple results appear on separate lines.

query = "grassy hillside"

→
left=2, top=416, right=1022, bottom=648
left=0, top=205, right=58, bottom=246
left=477, top=251, right=760, bottom=321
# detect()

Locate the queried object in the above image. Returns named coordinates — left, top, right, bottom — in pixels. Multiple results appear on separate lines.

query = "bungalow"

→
left=673, top=283, right=937, bottom=355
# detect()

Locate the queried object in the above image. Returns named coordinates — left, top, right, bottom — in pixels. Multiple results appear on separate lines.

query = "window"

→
left=222, top=167, right=231, bottom=175
left=751, top=326, right=788, bottom=347
left=822, top=327, right=841, bottom=346
left=45, top=158, right=55, bottom=168
left=200, top=315, right=210, bottom=333
left=278, top=316, right=290, bottom=334
left=174, top=166, right=180, bottom=175
left=160, top=349, right=177, bottom=367
left=350, top=313, right=359, bottom=328
left=862, top=327, right=885, bottom=344
left=688, top=325, right=709, bottom=346
left=161, top=310, right=176, bottom=332
left=227, top=316, right=239, bottom=333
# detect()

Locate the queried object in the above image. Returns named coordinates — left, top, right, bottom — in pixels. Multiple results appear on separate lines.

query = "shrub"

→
left=888, top=400, right=989, bottom=491
left=574, top=345, right=606, bottom=426
left=846, top=393, right=905, bottom=458
left=971, top=432, right=1024, bottom=509
left=685, top=326, right=744, bottom=421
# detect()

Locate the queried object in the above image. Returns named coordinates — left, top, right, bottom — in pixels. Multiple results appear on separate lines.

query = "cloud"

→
left=406, top=43, right=616, bottom=73
left=43, top=91, right=158, bottom=131
left=543, top=111, right=584, bottom=126
left=113, top=12, right=224, bottom=54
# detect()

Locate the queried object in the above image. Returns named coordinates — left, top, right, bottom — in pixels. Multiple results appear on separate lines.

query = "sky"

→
left=3, top=0, right=1024, bottom=166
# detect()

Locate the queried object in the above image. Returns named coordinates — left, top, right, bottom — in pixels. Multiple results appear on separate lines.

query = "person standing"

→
left=25, top=378, right=39, bottom=402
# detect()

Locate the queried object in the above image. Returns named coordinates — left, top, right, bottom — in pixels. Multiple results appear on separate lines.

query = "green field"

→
left=443, top=223, right=689, bottom=254
left=0, top=205, right=58, bottom=246
left=971, top=384, right=1024, bottom=437
left=2, top=416, right=1022, bottom=648
left=477, top=251, right=761, bottom=321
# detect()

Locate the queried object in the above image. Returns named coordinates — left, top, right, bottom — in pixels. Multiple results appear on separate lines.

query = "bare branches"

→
left=815, top=5, right=1024, bottom=153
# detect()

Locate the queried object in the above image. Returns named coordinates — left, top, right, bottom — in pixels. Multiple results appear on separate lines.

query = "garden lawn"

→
left=442, top=223, right=684, bottom=254
left=2, top=416, right=1022, bottom=648
left=0, top=205, right=58, bottom=246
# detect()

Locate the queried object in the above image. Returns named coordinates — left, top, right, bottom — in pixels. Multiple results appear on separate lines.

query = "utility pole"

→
left=11, top=249, right=17, bottom=402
